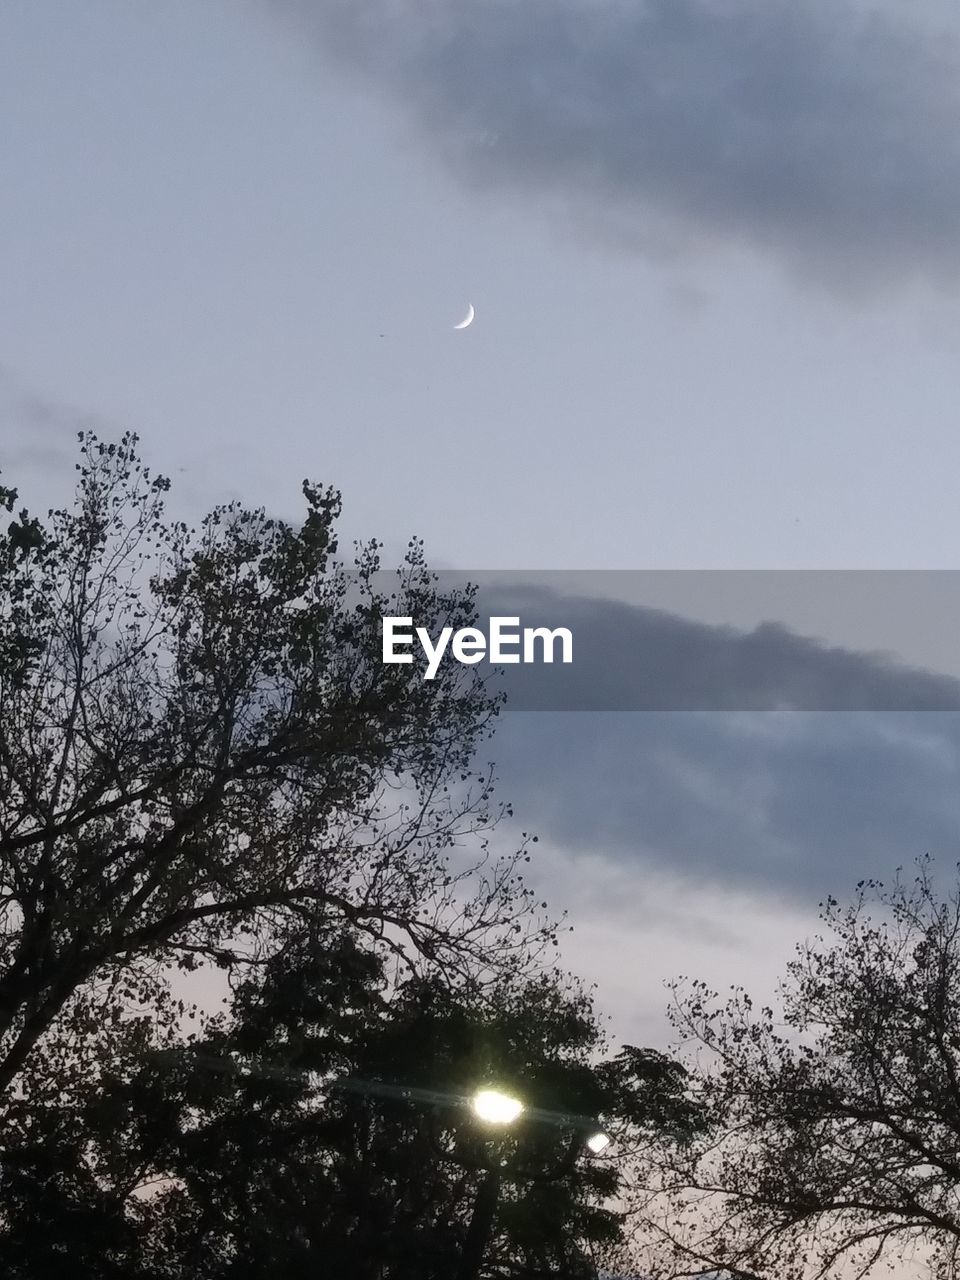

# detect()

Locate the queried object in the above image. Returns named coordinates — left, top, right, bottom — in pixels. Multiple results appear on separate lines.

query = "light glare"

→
left=471, top=1088, right=524, bottom=1124
left=586, top=1131, right=611, bottom=1154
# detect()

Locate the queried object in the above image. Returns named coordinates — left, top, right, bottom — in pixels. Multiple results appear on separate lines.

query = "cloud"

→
left=418, top=577, right=960, bottom=899
left=492, top=709, right=960, bottom=904
left=521, top=843, right=821, bottom=1047
left=0, top=366, right=89, bottom=479
left=274, top=0, right=960, bottom=289
left=466, top=580, right=960, bottom=710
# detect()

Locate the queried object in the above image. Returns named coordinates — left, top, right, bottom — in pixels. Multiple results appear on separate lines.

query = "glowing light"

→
left=470, top=1088, right=524, bottom=1125
left=586, top=1131, right=611, bottom=1154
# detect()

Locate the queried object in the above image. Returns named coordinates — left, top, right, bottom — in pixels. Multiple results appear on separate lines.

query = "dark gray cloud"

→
left=453, top=578, right=960, bottom=710
left=274, top=0, right=960, bottom=288
left=492, top=710, right=960, bottom=902
left=437, top=576, right=960, bottom=901
left=0, top=365, right=102, bottom=476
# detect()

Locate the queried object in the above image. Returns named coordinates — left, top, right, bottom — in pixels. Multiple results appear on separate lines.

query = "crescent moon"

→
left=453, top=303, right=475, bottom=330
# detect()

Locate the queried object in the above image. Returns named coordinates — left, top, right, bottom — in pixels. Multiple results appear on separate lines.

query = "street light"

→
left=470, top=1087, right=524, bottom=1125
left=455, top=1088, right=611, bottom=1280
left=456, top=1088, right=525, bottom=1280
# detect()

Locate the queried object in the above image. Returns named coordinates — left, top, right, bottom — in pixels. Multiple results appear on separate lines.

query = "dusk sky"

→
left=5, top=0, right=960, bottom=1049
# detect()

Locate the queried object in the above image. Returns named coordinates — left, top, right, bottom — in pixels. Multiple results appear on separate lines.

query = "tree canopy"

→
left=0, top=432, right=550, bottom=1098
left=0, top=433, right=697, bottom=1278
left=638, top=861, right=960, bottom=1280
left=0, top=918, right=696, bottom=1278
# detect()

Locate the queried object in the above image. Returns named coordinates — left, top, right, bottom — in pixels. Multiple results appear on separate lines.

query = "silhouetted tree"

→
left=0, top=431, right=549, bottom=1099
left=637, top=862, right=960, bottom=1280
left=0, top=432, right=699, bottom=1276
left=0, top=922, right=697, bottom=1279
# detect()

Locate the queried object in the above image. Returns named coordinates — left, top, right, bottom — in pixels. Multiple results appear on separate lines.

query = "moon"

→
left=453, top=303, right=475, bottom=330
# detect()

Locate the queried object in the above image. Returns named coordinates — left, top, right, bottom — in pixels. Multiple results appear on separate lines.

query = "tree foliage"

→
left=0, top=921, right=696, bottom=1279
left=638, top=862, right=960, bottom=1280
left=0, top=432, right=549, bottom=1098
left=0, top=433, right=698, bottom=1277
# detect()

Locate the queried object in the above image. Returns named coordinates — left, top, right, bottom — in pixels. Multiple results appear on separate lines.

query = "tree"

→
left=0, top=431, right=550, bottom=1102
left=637, top=861, right=960, bottom=1280
left=0, top=920, right=698, bottom=1279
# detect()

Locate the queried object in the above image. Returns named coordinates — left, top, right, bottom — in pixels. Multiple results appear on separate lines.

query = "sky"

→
left=5, top=0, right=960, bottom=1049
